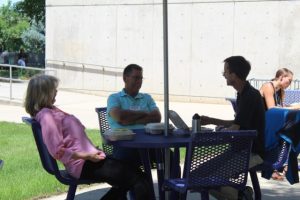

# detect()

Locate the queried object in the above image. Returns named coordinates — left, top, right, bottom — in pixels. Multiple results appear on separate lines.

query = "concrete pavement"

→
left=0, top=81, right=235, bottom=129
left=1, top=81, right=300, bottom=199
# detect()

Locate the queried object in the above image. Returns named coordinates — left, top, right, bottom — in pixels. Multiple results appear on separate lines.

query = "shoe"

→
left=238, top=186, right=253, bottom=200
left=0, top=160, right=3, bottom=169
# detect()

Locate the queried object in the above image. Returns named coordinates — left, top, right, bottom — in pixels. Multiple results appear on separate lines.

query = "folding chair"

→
left=22, top=117, right=101, bottom=200
left=164, top=130, right=257, bottom=200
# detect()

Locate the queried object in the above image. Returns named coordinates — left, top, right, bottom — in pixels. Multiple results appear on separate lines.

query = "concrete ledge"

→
left=0, top=99, right=23, bottom=106
left=59, top=88, right=229, bottom=105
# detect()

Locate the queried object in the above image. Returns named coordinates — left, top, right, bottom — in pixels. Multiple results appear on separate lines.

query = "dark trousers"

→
left=80, top=157, right=151, bottom=200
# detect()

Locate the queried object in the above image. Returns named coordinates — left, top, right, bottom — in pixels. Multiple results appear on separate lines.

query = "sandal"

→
left=271, top=171, right=284, bottom=181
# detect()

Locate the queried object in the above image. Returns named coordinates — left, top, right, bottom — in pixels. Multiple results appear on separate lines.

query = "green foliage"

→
left=0, top=2, right=29, bottom=51
left=21, top=20, right=45, bottom=54
left=0, top=121, right=101, bottom=200
left=15, top=0, right=45, bottom=24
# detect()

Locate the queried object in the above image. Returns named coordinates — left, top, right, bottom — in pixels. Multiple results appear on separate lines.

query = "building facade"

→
left=46, top=0, right=300, bottom=102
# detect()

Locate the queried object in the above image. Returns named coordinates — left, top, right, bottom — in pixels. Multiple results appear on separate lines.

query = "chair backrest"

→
left=225, top=98, right=237, bottom=114
left=22, top=117, right=76, bottom=185
left=283, top=90, right=300, bottom=106
left=184, top=130, right=256, bottom=191
left=95, top=107, right=113, bottom=155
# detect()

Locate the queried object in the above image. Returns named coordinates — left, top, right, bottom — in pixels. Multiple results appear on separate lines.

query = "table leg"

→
left=138, top=149, right=156, bottom=200
left=155, top=149, right=165, bottom=200
left=156, top=148, right=181, bottom=200
left=170, top=148, right=181, bottom=200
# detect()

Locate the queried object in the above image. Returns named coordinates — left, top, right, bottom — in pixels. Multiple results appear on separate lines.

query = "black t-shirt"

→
left=235, top=81, right=265, bottom=158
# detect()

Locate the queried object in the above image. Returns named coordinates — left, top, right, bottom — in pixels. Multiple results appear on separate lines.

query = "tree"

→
left=15, top=0, right=45, bottom=24
left=0, top=1, right=29, bottom=51
left=21, top=20, right=45, bottom=54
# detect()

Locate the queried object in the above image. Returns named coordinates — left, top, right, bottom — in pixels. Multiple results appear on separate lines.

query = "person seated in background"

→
left=107, top=64, right=162, bottom=166
left=24, top=74, right=151, bottom=200
left=17, top=48, right=27, bottom=67
left=260, top=68, right=293, bottom=109
left=200, top=56, right=265, bottom=200
left=260, top=68, right=296, bottom=180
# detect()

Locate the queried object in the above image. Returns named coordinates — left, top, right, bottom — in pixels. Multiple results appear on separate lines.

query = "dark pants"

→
left=113, top=147, right=157, bottom=168
left=80, top=157, right=151, bottom=200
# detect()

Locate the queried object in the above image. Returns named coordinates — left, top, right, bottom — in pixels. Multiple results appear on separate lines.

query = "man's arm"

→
left=134, top=109, right=161, bottom=124
left=200, top=115, right=235, bottom=127
left=110, top=107, right=161, bottom=125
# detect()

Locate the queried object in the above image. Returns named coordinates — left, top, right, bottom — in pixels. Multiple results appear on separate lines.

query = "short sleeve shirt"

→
left=235, top=81, right=265, bottom=158
left=107, top=89, right=159, bottom=129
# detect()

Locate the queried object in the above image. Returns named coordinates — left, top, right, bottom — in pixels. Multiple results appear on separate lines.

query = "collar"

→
left=120, top=88, right=143, bottom=99
left=238, top=81, right=251, bottom=96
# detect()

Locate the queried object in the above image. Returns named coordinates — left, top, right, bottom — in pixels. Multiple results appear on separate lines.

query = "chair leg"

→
left=249, top=170, right=261, bottom=200
left=129, top=190, right=136, bottom=200
left=66, top=184, right=77, bottom=200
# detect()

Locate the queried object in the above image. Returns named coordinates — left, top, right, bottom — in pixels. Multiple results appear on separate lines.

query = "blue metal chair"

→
left=225, top=97, right=238, bottom=114
left=22, top=117, right=101, bottom=200
left=95, top=107, right=161, bottom=169
left=283, top=90, right=300, bottom=106
left=226, top=98, right=296, bottom=200
left=95, top=107, right=114, bottom=155
left=164, top=130, right=257, bottom=200
left=95, top=107, right=181, bottom=199
left=249, top=140, right=290, bottom=200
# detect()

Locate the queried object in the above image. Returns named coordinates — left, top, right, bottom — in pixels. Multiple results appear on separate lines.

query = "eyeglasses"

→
left=127, top=76, right=144, bottom=81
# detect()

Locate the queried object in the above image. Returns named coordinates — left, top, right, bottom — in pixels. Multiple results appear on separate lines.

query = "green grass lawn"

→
left=0, top=121, right=186, bottom=200
left=0, top=121, right=101, bottom=200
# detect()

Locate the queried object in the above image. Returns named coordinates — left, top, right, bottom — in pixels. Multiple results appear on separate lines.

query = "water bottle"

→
left=192, top=113, right=201, bottom=133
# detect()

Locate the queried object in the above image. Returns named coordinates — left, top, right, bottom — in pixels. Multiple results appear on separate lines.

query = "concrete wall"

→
left=46, top=0, right=300, bottom=102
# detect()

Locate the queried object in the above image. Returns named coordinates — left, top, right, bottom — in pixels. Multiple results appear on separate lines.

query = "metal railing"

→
left=0, top=64, right=56, bottom=101
left=46, top=59, right=123, bottom=74
left=249, top=78, right=300, bottom=90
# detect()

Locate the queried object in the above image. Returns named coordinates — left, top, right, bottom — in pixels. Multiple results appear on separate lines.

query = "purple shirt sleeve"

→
left=36, top=108, right=73, bottom=163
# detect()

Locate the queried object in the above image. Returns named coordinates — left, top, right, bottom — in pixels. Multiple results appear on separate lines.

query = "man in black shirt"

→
left=201, top=56, right=265, bottom=200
